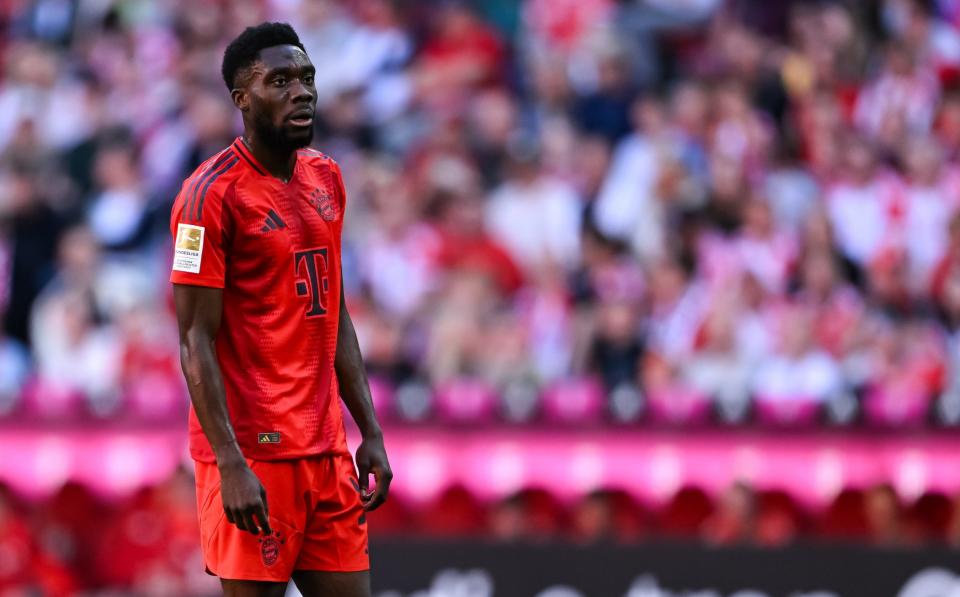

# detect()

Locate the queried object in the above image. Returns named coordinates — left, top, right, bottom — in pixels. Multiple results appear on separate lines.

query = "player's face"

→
left=247, top=45, right=317, bottom=151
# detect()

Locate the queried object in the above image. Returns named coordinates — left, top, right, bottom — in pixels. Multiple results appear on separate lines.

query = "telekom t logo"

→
left=293, top=247, right=329, bottom=317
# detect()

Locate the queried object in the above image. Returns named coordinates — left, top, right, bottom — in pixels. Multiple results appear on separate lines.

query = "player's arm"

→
left=174, top=284, right=272, bottom=535
left=335, top=279, right=393, bottom=511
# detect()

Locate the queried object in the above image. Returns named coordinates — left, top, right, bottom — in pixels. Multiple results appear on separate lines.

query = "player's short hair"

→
left=221, top=22, right=306, bottom=91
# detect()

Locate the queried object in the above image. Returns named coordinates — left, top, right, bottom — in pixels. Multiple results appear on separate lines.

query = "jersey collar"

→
left=232, top=137, right=300, bottom=183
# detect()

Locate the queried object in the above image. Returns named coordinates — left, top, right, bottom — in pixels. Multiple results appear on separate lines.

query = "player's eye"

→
left=273, top=77, right=286, bottom=87
left=303, top=75, right=314, bottom=86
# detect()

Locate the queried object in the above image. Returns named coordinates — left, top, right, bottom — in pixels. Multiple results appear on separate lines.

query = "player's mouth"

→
left=287, top=109, right=314, bottom=128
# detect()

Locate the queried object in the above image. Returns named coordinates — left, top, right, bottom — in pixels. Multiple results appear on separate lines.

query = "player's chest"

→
left=230, top=179, right=341, bottom=261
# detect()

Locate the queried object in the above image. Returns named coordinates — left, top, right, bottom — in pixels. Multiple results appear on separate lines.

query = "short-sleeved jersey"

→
left=170, top=137, right=348, bottom=462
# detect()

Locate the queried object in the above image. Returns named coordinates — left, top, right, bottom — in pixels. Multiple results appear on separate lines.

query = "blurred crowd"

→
left=3, top=474, right=960, bottom=595
left=8, top=0, right=960, bottom=593
left=6, top=0, right=960, bottom=426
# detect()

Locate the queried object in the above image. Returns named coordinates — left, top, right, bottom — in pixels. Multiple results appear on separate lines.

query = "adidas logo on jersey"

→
left=261, top=209, right=287, bottom=232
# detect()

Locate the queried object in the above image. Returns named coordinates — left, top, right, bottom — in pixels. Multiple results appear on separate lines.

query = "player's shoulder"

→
left=184, top=145, right=242, bottom=184
left=177, top=145, right=243, bottom=223
left=297, top=147, right=341, bottom=174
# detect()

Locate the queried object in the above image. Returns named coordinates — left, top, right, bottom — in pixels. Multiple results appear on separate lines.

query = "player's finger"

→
left=357, top=465, right=370, bottom=495
left=231, top=508, right=248, bottom=532
left=260, top=486, right=269, bottom=517
left=255, top=504, right=272, bottom=536
left=360, top=477, right=375, bottom=503
left=363, top=468, right=392, bottom=512
left=363, top=485, right=386, bottom=511
left=244, top=508, right=262, bottom=534
left=224, top=507, right=236, bottom=526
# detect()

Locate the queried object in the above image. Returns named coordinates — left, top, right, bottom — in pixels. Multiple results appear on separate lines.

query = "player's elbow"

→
left=179, top=331, right=214, bottom=385
left=178, top=342, right=200, bottom=386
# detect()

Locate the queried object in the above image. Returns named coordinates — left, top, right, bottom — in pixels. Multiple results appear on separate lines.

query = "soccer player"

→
left=170, top=23, right=392, bottom=597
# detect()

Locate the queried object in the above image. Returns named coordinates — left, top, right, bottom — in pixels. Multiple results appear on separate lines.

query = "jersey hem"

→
left=170, top=276, right=226, bottom=289
left=190, top=448, right=351, bottom=464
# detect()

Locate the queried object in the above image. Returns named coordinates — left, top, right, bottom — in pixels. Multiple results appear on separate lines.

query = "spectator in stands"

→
left=645, top=256, right=705, bottom=363
left=28, top=225, right=141, bottom=416
left=86, top=140, right=150, bottom=251
left=825, top=134, right=902, bottom=268
left=932, top=212, right=960, bottom=325
left=29, top=288, right=120, bottom=416
left=855, top=40, right=940, bottom=149
left=486, top=137, right=582, bottom=273
left=593, top=95, right=677, bottom=262
left=116, top=301, right=181, bottom=420
left=733, top=198, right=797, bottom=295
left=948, top=493, right=960, bottom=546
left=424, top=269, right=501, bottom=383
left=0, top=485, right=77, bottom=594
left=2, top=165, right=66, bottom=345
left=465, top=88, right=518, bottom=188
left=865, top=484, right=908, bottom=546
left=0, top=329, right=28, bottom=416
left=900, top=135, right=959, bottom=292
left=431, top=186, right=523, bottom=297
left=683, top=293, right=754, bottom=410
left=417, top=1, right=505, bottom=109
left=572, top=48, right=635, bottom=142
left=751, top=304, right=843, bottom=404
left=585, top=293, right=643, bottom=392
left=360, top=166, right=440, bottom=317
left=702, top=482, right=756, bottom=545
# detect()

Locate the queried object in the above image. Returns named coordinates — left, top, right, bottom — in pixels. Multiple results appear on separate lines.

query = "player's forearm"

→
left=335, top=307, right=382, bottom=439
left=180, top=336, right=245, bottom=468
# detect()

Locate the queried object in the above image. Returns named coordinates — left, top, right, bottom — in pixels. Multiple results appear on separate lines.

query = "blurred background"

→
left=2, top=0, right=960, bottom=595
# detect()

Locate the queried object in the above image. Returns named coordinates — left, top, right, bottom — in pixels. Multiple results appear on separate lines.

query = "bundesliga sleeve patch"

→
left=173, top=223, right=205, bottom=273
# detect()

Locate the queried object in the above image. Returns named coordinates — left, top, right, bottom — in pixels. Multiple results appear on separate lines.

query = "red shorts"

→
left=195, top=453, right=369, bottom=581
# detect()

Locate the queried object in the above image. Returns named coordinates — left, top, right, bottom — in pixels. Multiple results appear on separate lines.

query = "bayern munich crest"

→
left=309, top=187, right=339, bottom=222
left=260, top=533, right=281, bottom=566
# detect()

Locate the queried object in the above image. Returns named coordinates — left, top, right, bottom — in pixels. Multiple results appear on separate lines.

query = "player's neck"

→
left=241, top=134, right=297, bottom=183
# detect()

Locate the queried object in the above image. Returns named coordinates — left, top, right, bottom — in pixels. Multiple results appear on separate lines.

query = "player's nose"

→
left=289, top=79, right=314, bottom=105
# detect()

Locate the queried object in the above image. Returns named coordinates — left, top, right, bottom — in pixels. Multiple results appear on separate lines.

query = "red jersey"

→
left=170, top=138, right=348, bottom=462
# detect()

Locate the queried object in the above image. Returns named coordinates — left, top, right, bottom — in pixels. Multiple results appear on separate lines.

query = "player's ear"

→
left=231, top=87, right=249, bottom=112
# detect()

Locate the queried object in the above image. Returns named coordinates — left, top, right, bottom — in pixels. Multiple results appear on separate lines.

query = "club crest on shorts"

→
left=259, top=534, right=281, bottom=566
left=308, top=188, right=339, bottom=222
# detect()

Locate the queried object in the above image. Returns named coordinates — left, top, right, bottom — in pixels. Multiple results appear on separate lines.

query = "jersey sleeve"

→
left=330, top=159, right=347, bottom=214
left=169, top=176, right=232, bottom=288
left=326, top=159, right=347, bottom=254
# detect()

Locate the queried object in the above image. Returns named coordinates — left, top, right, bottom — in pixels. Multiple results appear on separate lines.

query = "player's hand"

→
left=219, top=461, right=272, bottom=535
left=355, top=432, right=392, bottom=512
